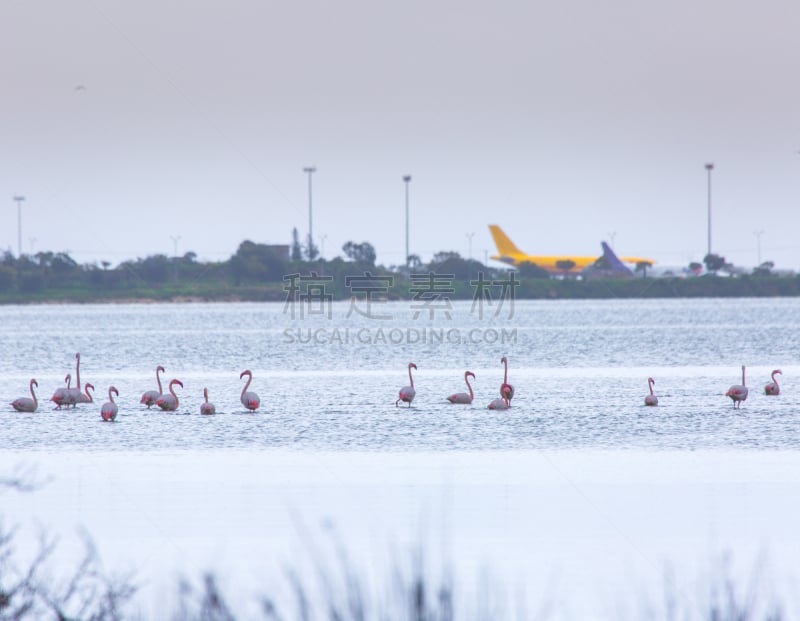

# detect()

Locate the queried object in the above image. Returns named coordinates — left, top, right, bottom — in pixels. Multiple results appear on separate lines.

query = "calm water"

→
left=1, top=298, right=799, bottom=451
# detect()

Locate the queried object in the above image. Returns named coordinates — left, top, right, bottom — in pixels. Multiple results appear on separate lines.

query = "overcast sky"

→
left=2, top=0, right=799, bottom=271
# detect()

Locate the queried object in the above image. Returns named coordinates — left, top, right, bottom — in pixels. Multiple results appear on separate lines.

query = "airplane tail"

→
left=488, top=225, right=523, bottom=256
left=592, top=242, right=633, bottom=276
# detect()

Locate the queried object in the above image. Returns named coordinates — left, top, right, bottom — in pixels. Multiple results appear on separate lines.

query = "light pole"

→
left=705, top=163, right=714, bottom=257
left=403, top=175, right=411, bottom=267
left=12, top=195, right=25, bottom=258
left=170, top=235, right=181, bottom=281
left=754, top=229, right=764, bottom=265
left=303, top=166, right=316, bottom=260
left=466, top=232, right=474, bottom=260
left=320, top=234, right=327, bottom=260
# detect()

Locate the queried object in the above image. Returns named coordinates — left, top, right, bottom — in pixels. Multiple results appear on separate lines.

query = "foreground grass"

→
left=0, top=523, right=787, bottom=621
left=0, top=474, right=788, bottom=620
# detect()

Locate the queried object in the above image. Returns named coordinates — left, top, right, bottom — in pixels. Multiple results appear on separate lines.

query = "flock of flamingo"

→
left=8, top=353, right=261, bottom=421
left=6, top=354, right=784, bottom=419
left=396, top=360, right=783, bottom=410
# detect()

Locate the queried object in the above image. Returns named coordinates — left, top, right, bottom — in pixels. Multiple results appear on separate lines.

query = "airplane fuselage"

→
left=488, top=224, right=654, bottom=274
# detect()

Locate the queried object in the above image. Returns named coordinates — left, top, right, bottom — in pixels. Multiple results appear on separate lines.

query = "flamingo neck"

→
left=772, top=370, right=779, bottom=384
left=170, top=382, right=178, bottom=398
left=66, top=374, right=71, bottom=388
left=75, top=355, right=81, bottom=389
left=408, top=366, right=414, bottom=388
left=30, top=380, right=38, bottom=406
left=204, top=388, right=209, bottom=403
left=742, top=366, right=746, bottom=386
left=503, top=359, right=508, bottom=383
left=465, top=374, right=473, bottom=400
left=241, top=374, right=252, bottom=397
left=156, top=367, right=163, bottom=393
left=649, top=379, right=654, bottom=396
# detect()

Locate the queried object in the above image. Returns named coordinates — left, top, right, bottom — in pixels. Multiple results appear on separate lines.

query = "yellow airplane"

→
left=488, top=224, right=654, bottom=274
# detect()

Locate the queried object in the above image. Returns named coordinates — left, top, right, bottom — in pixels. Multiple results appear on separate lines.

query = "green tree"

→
left=137, top=255, right=170, bottom=284
left=516, top=261, right=550, bottom=279
left=431, top=251, right=461, bottom=264
left=752, top=261, right=775, bottom=277
left=291, top=228, right=303, bottom=261
left=342, top=241, right=377, bottom=266
left=0, top=265, right=15, bottom=291
left=555, top=259, right=576, bottom=276
left=428, top=252, right=477, bottom=280
left=229, top=240, right=289, bottom=283
left=703, top=253, right=726, bottom=273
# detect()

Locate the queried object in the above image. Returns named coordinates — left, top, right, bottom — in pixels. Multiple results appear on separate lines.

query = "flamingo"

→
left=644, top=377, right=658, bottom=406
left=765, top=369, right=782, bottom=396
left=501, top=356, right=515, bottom=402
left=101, top=386, right=119, bottom=422
left=240, top=370, right=260, bottom=411
left=50, top=374, right=72, bottom=409
left=725, top=365, right=749, bottom=409
left=200, top=387, right=216, bottom=415
left=156, top=379, right=183, bottom=411
left=447, top=371, right=475, bottom=404
left=65, top=352, right=84, bottom=407
left=487, top=395, right=510, bottom=410
left=78, top=383, right=95, bottom=404
left=396, top=362, right=417, bottom=407
left=140, top=365, right=165, bottom=408
left=11, top=379, right=39, bottom=412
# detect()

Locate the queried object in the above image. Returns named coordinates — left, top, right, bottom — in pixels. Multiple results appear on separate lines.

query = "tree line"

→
left=0, top=232, right=510, bottom=300
left=0, top=232, right=794, bottom=302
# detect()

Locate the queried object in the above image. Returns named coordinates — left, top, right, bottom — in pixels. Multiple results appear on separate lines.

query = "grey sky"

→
left=2, top=0, right=799, bottom=270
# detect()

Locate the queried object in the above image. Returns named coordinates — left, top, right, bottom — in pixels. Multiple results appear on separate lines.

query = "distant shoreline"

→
left=2, top=274, right=800, bottom=304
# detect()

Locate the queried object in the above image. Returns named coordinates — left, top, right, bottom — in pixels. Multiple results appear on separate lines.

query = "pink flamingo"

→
left=240, top=370, right=260, bottom=411
left=101, top=386, right=119, bottom=422
left=65, top=352, right=84, bottom=407
left=50, top=374, right=71, bottom=409
left=140, top=365, right=165, bottom=408
left=200, top=387, right=216, bottom=415
left=644, top=377, right=658, bottom=406
left=396, top=362, right=417, bottom=407
left=725, top=365, right=749, bottom=409
left=11, top=379, right=39, bottom=412
left=765, top=369, right=782, bottom=396
left=447, top=371, right=475, bottom=404
left=487, top=394, right=510, bottom=410
left=78, top=383, right=95, bottom=404
left=500, top=356, right=515, bottom=402
left=156, top=379, right=183, bottom=411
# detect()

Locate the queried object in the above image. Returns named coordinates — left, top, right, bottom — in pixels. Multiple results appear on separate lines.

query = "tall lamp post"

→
left=705, top=163, right=714, bottom=258
left=754, top=229, right=764, bottom=265
left=13, top=195, right=25, bottom=258
left=303, top=166, right=316, bottom=260
left=170, top=235, right=181, bottom=282
left=466, top=232, right=474, bottom=261
left=403, top=175, right=411, bottom=267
